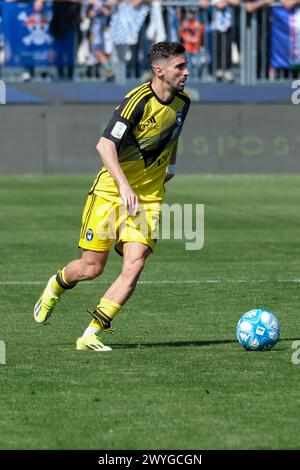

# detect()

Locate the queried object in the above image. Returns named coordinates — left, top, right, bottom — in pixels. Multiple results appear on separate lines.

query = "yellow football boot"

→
left=34, top=275, right=60, bottom=324
left=76, top=333, right=112, bottom=352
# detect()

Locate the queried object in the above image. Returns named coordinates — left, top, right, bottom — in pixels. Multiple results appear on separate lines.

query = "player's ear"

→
left=154, top=65, right=164, bottom=78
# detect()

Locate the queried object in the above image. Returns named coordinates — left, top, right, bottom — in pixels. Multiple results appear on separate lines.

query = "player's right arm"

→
left=96, top=137, right=139, bottom=216
left=98, top=84, right=151, bottom=215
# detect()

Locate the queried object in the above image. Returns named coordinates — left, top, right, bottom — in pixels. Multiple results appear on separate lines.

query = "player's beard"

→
left=178, top=79, right=186, bottom=91
left=165, top=75, right=187, bottom=94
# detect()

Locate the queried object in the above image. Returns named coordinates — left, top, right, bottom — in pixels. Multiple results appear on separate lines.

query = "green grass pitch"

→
left=0, top=174, right=300, bottom=450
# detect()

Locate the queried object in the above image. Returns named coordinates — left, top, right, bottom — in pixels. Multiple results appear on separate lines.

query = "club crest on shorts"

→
left=86, top=228, right=94, bottom=241
left=176, top=112, right=183, bottom=125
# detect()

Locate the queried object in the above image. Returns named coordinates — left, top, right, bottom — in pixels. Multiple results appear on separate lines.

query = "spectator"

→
left=245, top=0, right=271, bottom=13
left=244, top=0, right=272, bottom=80
left=87, top=0, right=114, bottom=80
left=128, top=0, right=152, bottom=80
left=109, top=0, right=150, bottom=83
left=180, top=7, right=205, bottom=79
left=49, top=0, right=81, bottom=80
left=5, top=0, right=44, bottom=81
left=280, top=0, right=300, bottom=10
left=211, top=0, right=240, bottom=82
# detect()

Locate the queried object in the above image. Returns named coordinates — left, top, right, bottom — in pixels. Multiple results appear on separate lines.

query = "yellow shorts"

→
left=78, top=194, right=160, bottom=255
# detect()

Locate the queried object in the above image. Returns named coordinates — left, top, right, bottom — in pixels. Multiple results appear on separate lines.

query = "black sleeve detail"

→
left=102, top=94, right=149, bottom=146
left=102, top=115, right=131, bottom=146
left=129, top=94, right=150, bottom=125
left=102, top=96, right=131, bottom=145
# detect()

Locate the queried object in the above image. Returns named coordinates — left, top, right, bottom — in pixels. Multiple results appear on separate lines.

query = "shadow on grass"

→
left=112, top=339, right=236, bottom=349
left=59, top=337, right=296, bottom=350
left=111, top=337, right=297, bottom=350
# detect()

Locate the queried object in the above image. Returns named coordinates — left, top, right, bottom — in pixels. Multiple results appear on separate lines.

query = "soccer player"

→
left=34, top=42, right=190, bottom=351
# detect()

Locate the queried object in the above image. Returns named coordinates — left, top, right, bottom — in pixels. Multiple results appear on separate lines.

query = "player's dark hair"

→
left=148, top=42, right=186, bottom=67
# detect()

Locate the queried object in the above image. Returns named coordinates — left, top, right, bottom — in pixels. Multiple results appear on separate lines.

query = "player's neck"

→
left=151, top=79, right=175, bottom=104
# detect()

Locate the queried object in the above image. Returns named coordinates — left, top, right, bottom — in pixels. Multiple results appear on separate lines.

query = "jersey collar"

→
left=149, top=81, right=175, bottom=105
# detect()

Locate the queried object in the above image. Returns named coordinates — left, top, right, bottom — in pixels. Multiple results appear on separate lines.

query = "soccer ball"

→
left=236, top=309, right=280, bottom=351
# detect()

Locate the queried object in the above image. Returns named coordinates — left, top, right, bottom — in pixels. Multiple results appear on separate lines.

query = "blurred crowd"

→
left=1, top=0, right=300, bottom=82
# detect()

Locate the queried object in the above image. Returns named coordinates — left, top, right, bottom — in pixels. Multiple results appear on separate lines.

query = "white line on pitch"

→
left=1, top=279, right=300, bottom=286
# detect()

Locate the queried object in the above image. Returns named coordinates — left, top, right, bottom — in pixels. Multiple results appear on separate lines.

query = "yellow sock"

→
left=53, top=268, right=77, bottom=296
left=86, top=298, right=122, bottom=334
left=89, top=319, right=103, bottom=330
left=53, top=278, right=65, bottom=296
left=97, top=297, right=122, bottom=321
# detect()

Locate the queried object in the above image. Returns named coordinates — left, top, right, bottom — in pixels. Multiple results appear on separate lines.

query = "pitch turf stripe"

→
left=2, top=279, right=300, bottom=285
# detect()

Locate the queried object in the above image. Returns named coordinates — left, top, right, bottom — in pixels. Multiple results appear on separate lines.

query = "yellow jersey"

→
left=90, top=81, right=190, bottom=203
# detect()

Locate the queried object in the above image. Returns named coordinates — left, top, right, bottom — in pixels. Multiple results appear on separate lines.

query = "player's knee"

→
left=82, top=262, right=104, bottom=280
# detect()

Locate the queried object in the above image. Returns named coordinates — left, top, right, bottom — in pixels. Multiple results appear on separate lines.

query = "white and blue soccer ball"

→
left=236, top=309, right=280, bottom=351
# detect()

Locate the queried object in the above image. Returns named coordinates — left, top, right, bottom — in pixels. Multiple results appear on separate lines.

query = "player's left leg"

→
left=102, top=241, right=152, bottom=305
left=76, top=242, right=151, bottom=351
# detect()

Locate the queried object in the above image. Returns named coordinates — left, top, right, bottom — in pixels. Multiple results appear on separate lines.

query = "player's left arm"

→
left=164, top=143, right=178, bottom=183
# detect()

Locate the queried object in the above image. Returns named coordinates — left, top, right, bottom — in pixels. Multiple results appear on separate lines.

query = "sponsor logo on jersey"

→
left=86, top=228, right=94, bottom=241
left=137, top=116, right=158, bottom=132
left=111, top=121, right=127, bottom=139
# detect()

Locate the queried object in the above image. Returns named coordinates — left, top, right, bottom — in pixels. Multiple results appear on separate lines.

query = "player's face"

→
left=162, top=54, right=189, bottom=92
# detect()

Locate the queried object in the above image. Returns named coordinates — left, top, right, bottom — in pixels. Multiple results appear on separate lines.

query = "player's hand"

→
left=119, top=184, right=139, bottom=216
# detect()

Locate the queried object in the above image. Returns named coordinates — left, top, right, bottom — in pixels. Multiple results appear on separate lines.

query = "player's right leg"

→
left=33, top=250, right=109, bottom=324
left=33, top=268, right=75, bottom=324
left=76, top=241, right=152, bottom=351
